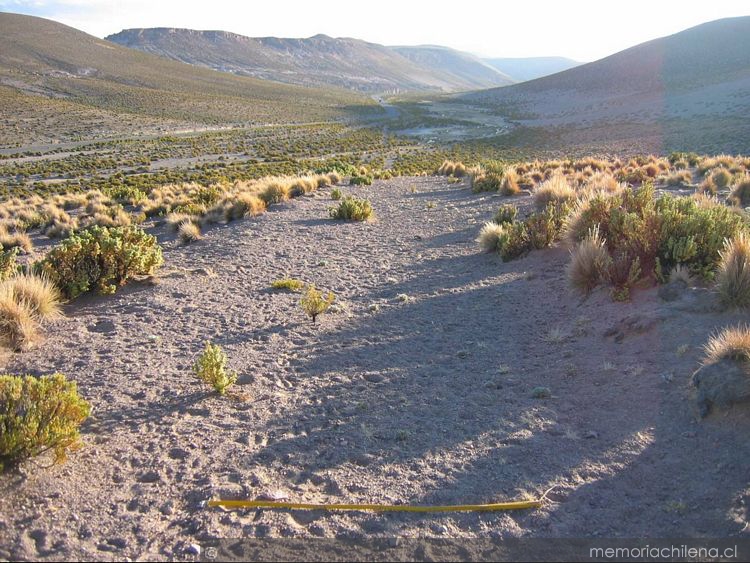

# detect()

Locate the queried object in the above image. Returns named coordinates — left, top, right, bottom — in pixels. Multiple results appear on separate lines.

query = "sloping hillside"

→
left=107, top=28, right=514, bottom=93
left=390, top=45, right=514, bottom=90
left=482, top=56, right=581, bottom=82
left=0, top=12, right=370, bottom=144
left=461, top=17, right=750, bottom=153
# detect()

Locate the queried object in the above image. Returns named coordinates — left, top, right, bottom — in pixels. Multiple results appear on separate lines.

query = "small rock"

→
left=363, top=373, right=384, bottom=383
left=137, top=470, right=161, bottom=483
left=160, top=501, right=175, bottom=516
left=584, top=431, right=599, bottom=439
left=186, top=543, right=201, bottom=555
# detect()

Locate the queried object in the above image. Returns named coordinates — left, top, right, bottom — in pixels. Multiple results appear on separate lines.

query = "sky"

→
left=1, top=0, right=748, bottom=61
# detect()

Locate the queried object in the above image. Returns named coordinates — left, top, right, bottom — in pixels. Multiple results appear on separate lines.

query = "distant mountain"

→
left=106, top=28, right=515, bottom=93
left=0, top=13, right=366, bottom=136
left=391, top=45, right=514, bottom=90
left=461, top=17, right=750, bottom=153
left=482, top=57, right=581, bottom=82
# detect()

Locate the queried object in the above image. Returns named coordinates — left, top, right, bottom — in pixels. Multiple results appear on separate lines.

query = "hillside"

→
left=482, top=56, right=581, bottom=82
left=0, top=13, right=370, bottom=145
left=106, top=28, right=514, bottom=93
left=390, top=45, right=514, bottom=90
left=460, top=17, right=750, bottom=153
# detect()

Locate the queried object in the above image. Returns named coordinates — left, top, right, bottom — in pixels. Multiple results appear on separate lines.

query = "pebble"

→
left=137, top=470, right=161, bottom=483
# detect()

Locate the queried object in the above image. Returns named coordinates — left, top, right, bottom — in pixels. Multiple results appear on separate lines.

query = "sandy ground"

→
left=1, top=176, right=750, bottom=560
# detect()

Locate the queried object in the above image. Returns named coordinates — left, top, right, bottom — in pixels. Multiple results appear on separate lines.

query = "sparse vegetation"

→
left=193, top=342, right=237, bottom=395
left=38, top=226, right=164, bottom=299
left=271, top=278, right=305, bottom=292
left=329, top=197, right=374, bottom=221
left=0, top=373, right=91, bottom=471
left=300, top=284, right=335, bottom=323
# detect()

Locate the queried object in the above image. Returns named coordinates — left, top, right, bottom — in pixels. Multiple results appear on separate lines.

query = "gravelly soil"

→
left=1, top=176, right=749, bottom=561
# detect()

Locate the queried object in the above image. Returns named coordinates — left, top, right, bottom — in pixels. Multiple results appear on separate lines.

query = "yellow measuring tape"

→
left=208, top=498, right=543, bottom=513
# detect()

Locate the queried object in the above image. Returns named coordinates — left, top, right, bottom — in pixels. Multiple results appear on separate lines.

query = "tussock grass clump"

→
left=259, top=181, right=291, bottom=206
left=0, top=373, right=90, bottom=471
left=717, top=234, right=750, bottom=308
left=38, top=226, right=164, bottom=299
left=477, top=222, right=506, bottom=253
left=178, top=221, right=202, bottom=244
left=711, top=168, right=733, bottom=190
left=271, top=278, right=305, bottom=292
left=567, top=226, right=611, bottom=293
left=533, top=174, right=576, bottom=210
left=0, top=227, right=32, bottom=254
left=729, top=176, right=750, bottom=207
left=437, top=160, right=467, bottom=177
left=500, top=170, right=521, bottom=196
left=0, top=295, right=38, bottom=351
left=704, top=325, right=750, bottom=363
left=1, top=273, right=62, bottom=320
left=300, top=284, right=335, bottom=323
left=329, top=197, right=373, bottom=222
left=193, top=342, right=237, bottom=395
left=664, top=171, right=692, bottom=188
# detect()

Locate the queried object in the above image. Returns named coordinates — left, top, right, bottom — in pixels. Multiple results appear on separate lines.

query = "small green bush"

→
left=0, top=373, right=90, bottom=471
left=300, top=284, right=335, bottom=323
left=0, top=246, right=19, bottom=282
left=193, top=342, right=237, bottom=395
left=329, top=197, right=374, bottom=222
left=331, top=188, right=343, bottom=201
left=350, top=175, right=373, bottom=186
left=271, top=278, right=305, bottom=292
left=37, top=225, right=164, bottom=299
left=494, top=204, right=518, bottom=225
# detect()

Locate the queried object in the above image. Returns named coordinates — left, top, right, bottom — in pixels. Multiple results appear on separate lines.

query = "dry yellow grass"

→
left=716, top=233, right=750, bottom=308
left=703, top=325, right=750, bottom=363
left=1, top=273, right=62, bottom=320
left=476, top=222, right=506, bottom=253
left=0, top=290, right=38, bottom=351
left=178, top=221, right=202, bottom=243
left=566, top=226, right=610, bottom=293
left=533, top=173, right=577, bottom=210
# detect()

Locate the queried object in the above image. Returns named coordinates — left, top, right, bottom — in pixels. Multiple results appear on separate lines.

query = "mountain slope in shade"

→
left=461, top=17, right=750, bottom=153
left=0, top=12, right=368, bottom=131
left=482, top=57, right=581, bottom=82
left=106, top=28, right=514, bottom=93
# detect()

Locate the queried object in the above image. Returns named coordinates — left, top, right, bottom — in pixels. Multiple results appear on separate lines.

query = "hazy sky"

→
left=1, top=0, right=748, bottom=61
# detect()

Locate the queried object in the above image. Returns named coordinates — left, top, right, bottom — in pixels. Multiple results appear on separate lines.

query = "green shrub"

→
left=331, top=188, right=343, bottom=201
left=271, top=278, right=305, bottom=292
left=729, top=176, right=750, bottom=207
left=350, top=175, right=373, bottom=186
left=564, top=183, right=748, bottom=294
left=0, top=373, right=90, bottom=471
left=329, top=197, right=374, bottom=221
left=193, top=342, right=237, bottom=395
left=37, top=226, right=164, bottom=299
left=494, top=202, right=568, bottom=261
left=472, top=173, right=503, bottom=193
left=493, top=204, right=517, bottom=225
left=0, top=246, right=19, bottom=282
left=300, top=284, right=335, bottom=323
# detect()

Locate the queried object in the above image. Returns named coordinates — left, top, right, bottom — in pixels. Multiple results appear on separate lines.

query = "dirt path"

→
left=1, top=176, right=749, bottom=560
